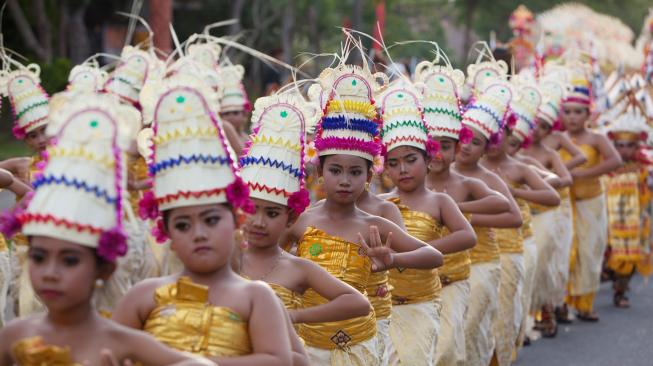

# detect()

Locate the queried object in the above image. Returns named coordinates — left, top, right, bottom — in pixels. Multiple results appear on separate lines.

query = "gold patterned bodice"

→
left=560, top=144, right=603, bottom=200
left=495, top=226, right=523, bottom=254
left=365, top=270, right=392, bottom=319
left=439, top=225, right=471, bottom=285
left=296, top=227, right=377, bottom=349
left=143, top=277, right=252, bottom=357
left=268, top=282, right=300, bottom=310
left=12, top=337, right=80, bottom=366
left=517, top=198, right=533, bottom=239
left=469, top=226, right=500, bottom=263
left=388, top=198, right=442, bottom=304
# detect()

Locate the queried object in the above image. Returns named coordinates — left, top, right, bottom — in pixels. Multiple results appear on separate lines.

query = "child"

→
left=377, top=80, right=477, bottom=365
left=413, top=61, right=511, bottom=366
left=238, top=93, right=371, bottom=363
left=559, top=67, right=622, bottom=322
left=219, top=65, right=252, bottom=144
left=281, top=62, right=443, bottom=365
left=112, top=75, right=294, bottom=365
left=603, top=104, right=652, bottom=308
left=0, top=93, right=213, bottom=366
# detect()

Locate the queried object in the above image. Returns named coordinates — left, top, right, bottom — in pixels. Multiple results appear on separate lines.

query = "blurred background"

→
left=1, top=0, right=651, bottom=156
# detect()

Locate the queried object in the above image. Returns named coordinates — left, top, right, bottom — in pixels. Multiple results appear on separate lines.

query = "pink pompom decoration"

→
left=97, top=226, right=128, bottom=262
left=0, top=209, right=22, bottom=238
left=552, top=118, right=564, bottom=131
left=152, top=218, right=168, bottom=244
left=242, top=199, right=256, bottom=215
left=380, top=143, right=388, bottom=159
left=458, top=126, right=474, bottom=144
left=489, top=131, right=503, bottom=147
left=505, top=111, right=517, bottom=129
left=425, top=139, right=441, bottom=158
left=138, top=190, right=160, bottom=220
left=12, top=125, right=26, bottom=139
left=521, top=135, right=533, bottom=149
left=288, top=188, right=310, bottom=215
left=226, top=176, right=251, bottom=210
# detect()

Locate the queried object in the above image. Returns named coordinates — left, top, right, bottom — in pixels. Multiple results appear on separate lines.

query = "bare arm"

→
left=213, top=284, right=292, bottom=366
left=558, top=133, right=588, bottom=170
left=281, top=306, right=309, bottom=366
left=469, top=173, right=523, bottom=228
left=571, top=134, right=622, bottom=180
left=375, top=219, right=443, bottom=269
left=123, top=330, right=216, bottom=365
left=511, top=165, right=560, bottom=206
left=457, top=178, right=511, bottom=214
left=427, top=194, right=476, bottom=254
left=381, top=201, right=406, bottom=230
left=289, top=260, right=371, bottom=324
left=0, top=157, right=31, bottom=183
left=112, top=278, right=162, bottom=329
left=548, top=151, right=573, bottom=188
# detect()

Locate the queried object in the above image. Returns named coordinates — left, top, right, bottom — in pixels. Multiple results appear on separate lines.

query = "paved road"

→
left=515, top=275, right=653, bottom=366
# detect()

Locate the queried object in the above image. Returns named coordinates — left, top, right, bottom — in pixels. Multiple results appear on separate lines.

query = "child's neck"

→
left=485, top=151, right=508, bottom=163
left=399, top=178, right=429, bottom=199
left=428, top=165, right=452, bottom=183
left=47, top=300, right=98, bottom=328
left=247, top=242, right=283, bottom=258
left=182, top=263, right=236, bottom=287
left=567, top=126, right=588, bottom=139
left=453, top=159, right=481, bottom=173
left=323, top=197, right=357, bottom=218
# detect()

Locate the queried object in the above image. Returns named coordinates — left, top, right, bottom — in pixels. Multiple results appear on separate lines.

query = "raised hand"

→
left=358, top=225, right=394, bottom=272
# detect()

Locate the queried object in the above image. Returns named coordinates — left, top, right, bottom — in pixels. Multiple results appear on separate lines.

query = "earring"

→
left=318, top=177, right=324, bottom=185
left=94, top=279, right=105, bottom=289
left=365, top=182, right=371, bottom=191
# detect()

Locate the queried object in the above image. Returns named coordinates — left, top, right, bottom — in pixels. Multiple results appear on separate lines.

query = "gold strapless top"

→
left=495, top=227, right=523, bottom=254
left=143, top=277, right=252, bottom=357
left=296, top=227, right=376, bottom=349
left=365, top=271, right=392, bottom=319
left=469, top=226, right=500, bottom=264
left=388, top=198, right=442, bottom=304
left=12, top=337, right=80, bottom=366
left=268, top=282, right=300, bottom=310
left=517, top=198, right=533, bottom=239
left=439, top=225, right=471, bottom=285
left=531, top=187, right=569, bottom=214
left=560, top=144, right=603, bottom=200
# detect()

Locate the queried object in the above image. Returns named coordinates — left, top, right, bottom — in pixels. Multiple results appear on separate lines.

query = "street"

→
left=515, top=276, right=653, bottom=366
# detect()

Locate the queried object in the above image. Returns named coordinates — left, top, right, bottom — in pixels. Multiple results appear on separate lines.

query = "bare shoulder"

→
left=0, top=315, right=44, bottom=346
left=377, top=191, right=397, bottom=201
left=129, top=275, right=176, bottom=294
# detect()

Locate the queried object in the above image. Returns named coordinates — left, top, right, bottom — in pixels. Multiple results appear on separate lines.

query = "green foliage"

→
left=39, top=58, right=72, bottom=95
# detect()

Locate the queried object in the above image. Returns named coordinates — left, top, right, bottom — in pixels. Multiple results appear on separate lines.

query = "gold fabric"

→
left=565, top=292, right=595, bottom=313
left=143, top=277, right=252, bottom=357
left=606, top=164, right=653, bottom=276
left=434, top=279, right=470, bottom=366
left=366, top=271, right=392, bottom=319
left=304, top=336, right=381, bottom=366
left=389, top=299, right=442, bottom=366
left=0, top=233, right=7, bottom=251
left=469, top=226, right=500, bottom=264
left=439, top=223, right=472, bottom=285
left=127, top=156, right=149, bottom=215
left=296, top=227, right=377, bottom=350
left=268, top=282, right=300, bottom=310
left=495, top=227, right=523, bottom=254
left=492, top=253, right=524, bottom=366
left=568, top=194, right=608, bottom=296
left=464, top=261, right=501, bottom=366
left=517, top=198, right=534, bottom=239
left=560, top=144, right=603, bottom=200
left=12, top=337, right=80, bottom=366
left=387, top=199, right=442, bottom=304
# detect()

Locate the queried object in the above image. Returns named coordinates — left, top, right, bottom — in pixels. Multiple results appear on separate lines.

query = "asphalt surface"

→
left=515, top=275, right=653, bottom=366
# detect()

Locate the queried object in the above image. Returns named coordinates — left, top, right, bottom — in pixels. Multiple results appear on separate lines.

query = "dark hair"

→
left=318, top=155, right=373, bottom=171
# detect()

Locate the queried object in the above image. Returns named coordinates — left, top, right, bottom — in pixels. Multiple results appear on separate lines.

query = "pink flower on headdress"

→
left=226, top=176, right=252, bottom=210
left=521, top=135, right=533, bottom=149
left=288, top=188, right=310, bottom=215
left=459, top=126, right=474, bottom=144
left=138, top=190, right=160, bottom=220
left=380, top=144, right=388, bottom=159
left=425, top=139, right=441, bottom=159
left=0, top=209, right=23, bottom=238
left=97, top=226, right=128, bottom=262
left=12, top=125, right=26, bottom=140
left=373, top=154, right=385, bottom=174
left=152, top=218, right=168, bottom=244
left=489, top=131, right=503, bottom=147
left=505, top=111, right=517, bottom=129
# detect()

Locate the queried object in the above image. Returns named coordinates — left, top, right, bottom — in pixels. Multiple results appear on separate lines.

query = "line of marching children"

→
left=0, top=28, right=651, bottom=366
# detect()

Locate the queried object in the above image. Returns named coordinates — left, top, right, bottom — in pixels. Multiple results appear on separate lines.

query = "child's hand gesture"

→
left=358, top=226, right=394, bottom=272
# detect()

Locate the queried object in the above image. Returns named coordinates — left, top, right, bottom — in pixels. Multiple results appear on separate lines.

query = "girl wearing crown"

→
left=410, top=63, right=513, bottom=366
left=281, top=63, right=443, bottom=366
left=373, top=81, right=478, bottom=366
left=112, top=76, right=294, bottom=365
left=517, top=77, right=574, bottom=338
left=603, top=105, right=652, bottom=309
left=237, top=93, right=371, bottom=338
left=0, top=93, right=215, bottom=366
left=556, top=71, right=622, bottom=322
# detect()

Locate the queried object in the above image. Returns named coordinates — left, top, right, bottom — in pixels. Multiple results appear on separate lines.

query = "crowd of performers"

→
left=0, top=8, right=652, bottom=366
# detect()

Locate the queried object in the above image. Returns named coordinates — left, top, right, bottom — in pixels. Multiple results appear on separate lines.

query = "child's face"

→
left=562, top=105, right=589, bottom=133
left=429, top=137, right=457, bottom=174
left=166, top=204, right=237, bottom=274
left=385, top=146, right=428, bottom=192
left=28, top=236, right=109, bottom=313
left=320, top=154, right=369, bottom=205
left=506, top=135, right=522, bottom=156
left=24, top=125, right=49, bottom=153
left=456, top=128, right=487, bottom=165
left=243, top=198, right=291, bottom=248
left=532, top=119, right=551, bottom=141
left=485, top=129, right=509, bottom=158
left=220, top=110, right=248, bottom=131
left=613, top=139, right=639, bottom=161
